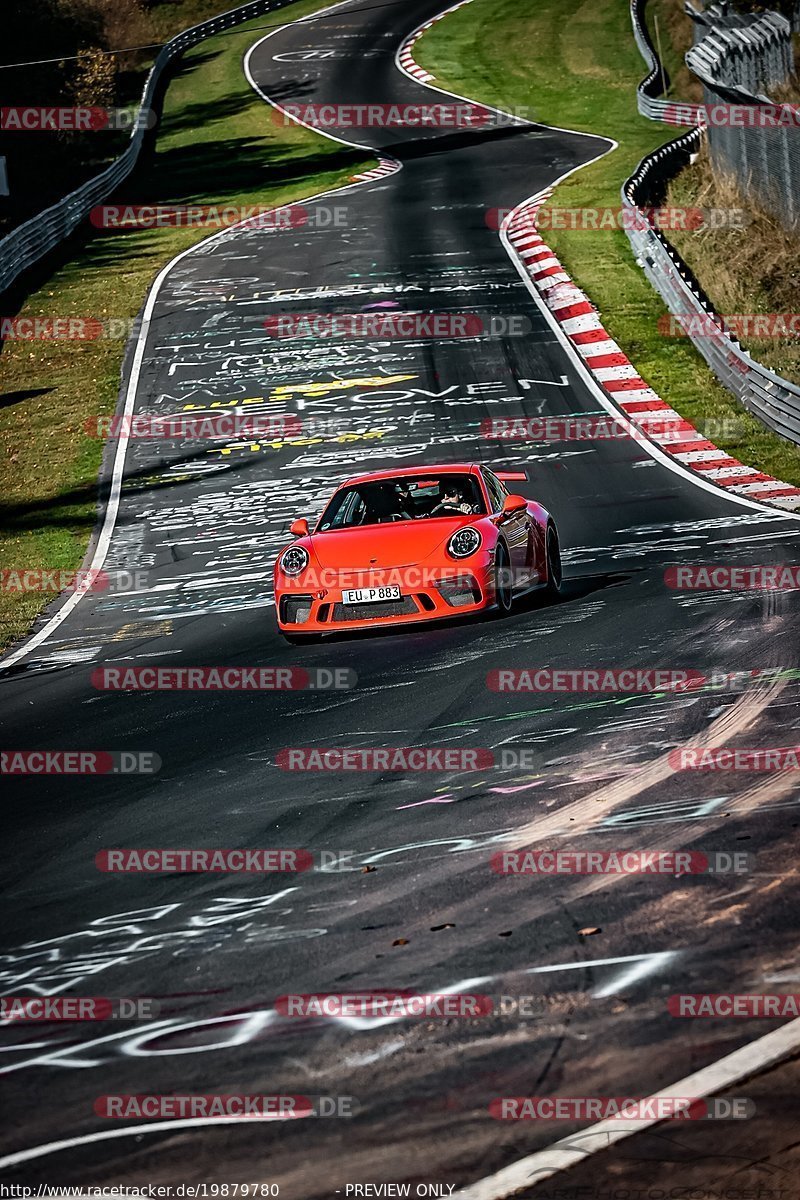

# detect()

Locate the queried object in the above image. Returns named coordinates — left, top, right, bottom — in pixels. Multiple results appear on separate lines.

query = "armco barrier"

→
left=398, top=5, right=800, bottom=508
left=624, top=0, right=800, bottom=446
left=0, top=0, right=298, bottom=295
left=687, top=8, right=793, bottom=91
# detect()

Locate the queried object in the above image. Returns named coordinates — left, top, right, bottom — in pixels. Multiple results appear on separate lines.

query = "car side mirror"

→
left=502, top=493, right=528, bottom=515
left=289, top=518, right=310, bottom=538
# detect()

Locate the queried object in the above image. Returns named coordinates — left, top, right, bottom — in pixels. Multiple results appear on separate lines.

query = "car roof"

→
left=340, top=464, right=482, bottom=488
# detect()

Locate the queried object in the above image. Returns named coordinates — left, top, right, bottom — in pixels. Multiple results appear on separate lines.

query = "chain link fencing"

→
left=685, top=6, right=799, bottom=230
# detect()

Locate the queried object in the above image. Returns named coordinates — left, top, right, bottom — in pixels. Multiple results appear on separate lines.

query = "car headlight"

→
left=447, top=527, right=482, bottom=559
left=280, top=545, right=309, bottom=576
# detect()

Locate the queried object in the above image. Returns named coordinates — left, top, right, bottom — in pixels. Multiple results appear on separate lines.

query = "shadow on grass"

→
left=0, top=388, right=53, bottom=411
left=0, top=443, right=256, bottom=530
left=158, top=89, right=262, bottom=138
left=116, top=135, right=365, bottom=205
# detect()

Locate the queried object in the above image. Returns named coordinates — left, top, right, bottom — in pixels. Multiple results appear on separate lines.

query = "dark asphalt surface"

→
left=2, top=0, right=800, bottom=1192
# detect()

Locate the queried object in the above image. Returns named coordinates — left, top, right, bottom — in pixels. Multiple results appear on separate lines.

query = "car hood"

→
left=309, top=520, right=471, bottom=569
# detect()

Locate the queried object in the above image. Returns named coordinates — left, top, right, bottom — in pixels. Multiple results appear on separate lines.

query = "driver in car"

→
left=364, top=485, right=416, bottom=524
left=430, top=484, right=478, bottom=516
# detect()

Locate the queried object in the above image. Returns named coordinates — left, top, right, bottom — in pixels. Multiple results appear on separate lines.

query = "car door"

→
left=482, top=468, right=534, bottom=587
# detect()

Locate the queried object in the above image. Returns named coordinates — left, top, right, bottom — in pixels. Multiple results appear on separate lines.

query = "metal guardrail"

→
left=0, top=0, right=296, bottom=295
left=624, top=0, right=800, bottom=445
left=691, top=0, right=800, bottom=34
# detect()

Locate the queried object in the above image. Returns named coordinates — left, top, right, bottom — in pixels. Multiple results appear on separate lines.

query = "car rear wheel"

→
left=493, top=542, right=513, bottom=615
left=544, top=523, right=562, bottom=600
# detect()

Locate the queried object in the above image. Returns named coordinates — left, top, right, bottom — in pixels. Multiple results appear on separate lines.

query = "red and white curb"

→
left=397, top=0, right=474, bottom=83
left=350, top=156, right=401, bottom=182
left=506, top=192, right=800, bottom=512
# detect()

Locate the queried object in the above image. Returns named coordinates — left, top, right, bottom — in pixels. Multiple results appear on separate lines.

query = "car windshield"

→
left=317, top=474, right=486, bottom=530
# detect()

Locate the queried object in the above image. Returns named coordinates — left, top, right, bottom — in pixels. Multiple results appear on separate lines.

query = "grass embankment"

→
left=0, top=1, right=372, bottom=650
left=415, top=0, right=800, bottom=484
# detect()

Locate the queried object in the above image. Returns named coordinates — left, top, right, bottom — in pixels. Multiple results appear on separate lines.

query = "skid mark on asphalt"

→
left=337, top=676, right=793, bottom=866
left=3, top=2, right=800, bottom=1188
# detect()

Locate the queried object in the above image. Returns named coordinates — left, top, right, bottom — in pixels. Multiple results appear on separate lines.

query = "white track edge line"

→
left=3, top=1, right=799, bottom=1176
left=393, top=2, right=616, bottom=151
left=500, top=193, right=800, bottom=522
left=385, top=7, right=800, bottom=1189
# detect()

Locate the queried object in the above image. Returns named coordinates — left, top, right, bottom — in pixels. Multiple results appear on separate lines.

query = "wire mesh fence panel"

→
left=685, top=9, right=799, bottom=233
left=625, top=0, right=800, bottom=446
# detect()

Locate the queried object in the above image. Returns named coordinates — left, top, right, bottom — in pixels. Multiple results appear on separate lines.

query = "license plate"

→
left=342, top=586, right=401, bottom=605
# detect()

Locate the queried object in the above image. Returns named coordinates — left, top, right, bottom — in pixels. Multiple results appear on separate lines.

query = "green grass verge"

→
left=416, top=0, right=800, bottom=488
left=0, top=0, right=373, bottom=651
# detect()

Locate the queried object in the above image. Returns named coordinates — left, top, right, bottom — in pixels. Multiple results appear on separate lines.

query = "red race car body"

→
left=273, top=463, right=561, bottom=640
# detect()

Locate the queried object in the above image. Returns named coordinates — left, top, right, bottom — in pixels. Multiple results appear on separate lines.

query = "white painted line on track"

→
left=244, top=2, right=384, bottom=154
left=393, top=0, right=616, bottom=153
left=386, top=5, right=800, bottom=1195
left=0, top=961, right=658, bottom=1169
left=3, top=989, right=798, bottom=1176
left=452, top=1015, right=800, bottom=1198
left=0, top=1117, right=310, bottom=1172
left=397, top=0, right=800, bottom=522
left=4, top=7, right=798, bottom=1181
left=0, top=0, right=622, bottom=674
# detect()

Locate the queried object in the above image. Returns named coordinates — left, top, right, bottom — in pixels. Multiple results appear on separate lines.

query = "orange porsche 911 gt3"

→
left=273, top=463, right=562, bottom=642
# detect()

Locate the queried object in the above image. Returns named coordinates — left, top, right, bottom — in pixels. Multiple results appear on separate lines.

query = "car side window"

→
left=344, top=492, right=365, bottom=526
left=481, top=469, right=505, bottom=513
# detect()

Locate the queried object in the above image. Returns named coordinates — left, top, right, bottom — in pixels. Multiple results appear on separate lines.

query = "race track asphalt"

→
left=1, top=0, right=800, bottom=1192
